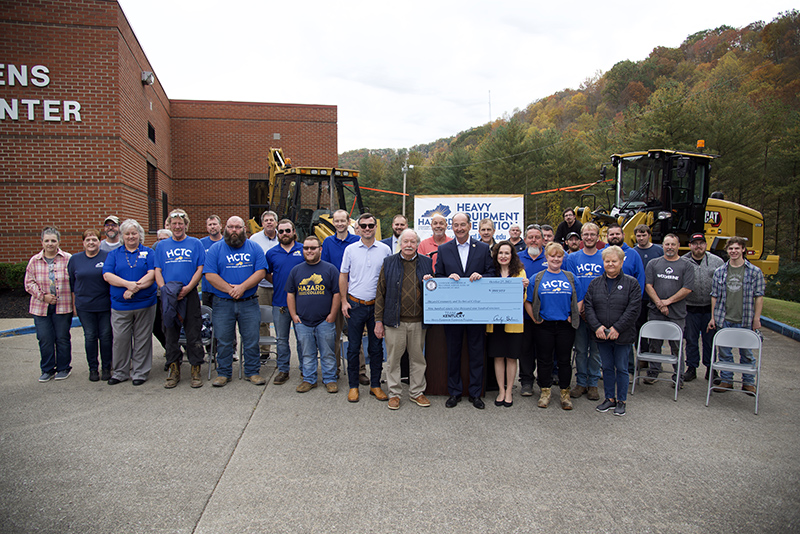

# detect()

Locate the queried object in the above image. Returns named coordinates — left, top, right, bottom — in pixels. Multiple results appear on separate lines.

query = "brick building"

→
left=0, top=0, right=338, bottom=262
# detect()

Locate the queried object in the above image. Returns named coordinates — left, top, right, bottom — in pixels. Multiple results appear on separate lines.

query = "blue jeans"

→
left=296, top=320, right=337, bottom=384
left=685, top=309, right=713, bottom=369
left=598, top=341, right=631, bottom=402
left=214, top=298, right=261, bottom=378
left=574, top=318, right=601, bottom=387
left=274, top=305, right=302, bottom=374
left=718, top=321, right=756, bottom=385
left=346, top=299, right=383, bottom=388
left=77, top=309, right=113, bottom=372
left=34, top=305, right=72, bottom=374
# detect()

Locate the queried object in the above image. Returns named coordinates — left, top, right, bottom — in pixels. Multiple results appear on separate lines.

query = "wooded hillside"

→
left=340, top=10, right=800, bottom=264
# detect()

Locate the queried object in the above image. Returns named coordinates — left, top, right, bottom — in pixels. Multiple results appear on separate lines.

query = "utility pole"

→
left=402, top=161, right=414, bottom=217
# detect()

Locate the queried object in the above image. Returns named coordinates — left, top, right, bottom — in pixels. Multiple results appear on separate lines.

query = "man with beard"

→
left=435, top=212, right=495, bottom=409
left=287, top=236, right=341, bottom=393
left=200, top=215, right=223, bottom=308
left=381, top=214, right=408, bottom=253
left=203, top=216, right=268, bottom=386
left=266, top=219, right=305, bottom=385
left=518, top=224, right=547, bottom=396
left=418, top=213, right=452, bottom=271
left=508, top=224, right=525, bottom=253
left=644, top=234, right=694, bottom=385
left=156, top=209, right=206, bottom=389
left=565, top=232, right=581, bottom=253
left=564, top=222, right=604, bottom=401
left=554, top=208, right=583, bottom=246
left=100, top=215, right=122, bottom=252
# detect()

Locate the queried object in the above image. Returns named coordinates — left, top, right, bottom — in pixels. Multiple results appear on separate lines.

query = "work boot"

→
left=560, top=388, right=573, bottom=410
left=190, top=365, right=202, bottom=388
left=570, top=385, right=586, bottom=398
left=164, top=363, right=180, bottom=389
left=537, top=387, right=551, bottom=408
left=587, top=386, right=600, bottom=401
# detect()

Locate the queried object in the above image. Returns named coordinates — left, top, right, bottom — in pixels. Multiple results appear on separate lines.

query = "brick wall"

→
left=0, top=0, right=339, bottom=262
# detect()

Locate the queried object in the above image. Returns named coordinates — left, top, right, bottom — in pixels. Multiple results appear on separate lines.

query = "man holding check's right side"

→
left=435, top=212, right=494, bottom=410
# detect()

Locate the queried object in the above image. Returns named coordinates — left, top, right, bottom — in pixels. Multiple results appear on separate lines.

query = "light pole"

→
left=402, top=162, right=414, bottom=217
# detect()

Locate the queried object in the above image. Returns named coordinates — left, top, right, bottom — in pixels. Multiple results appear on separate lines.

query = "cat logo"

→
left=705, top=210, right=722, bottom=227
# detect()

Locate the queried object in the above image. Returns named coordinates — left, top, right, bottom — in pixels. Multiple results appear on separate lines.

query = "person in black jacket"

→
left=584, top=245, right=641, bottom=417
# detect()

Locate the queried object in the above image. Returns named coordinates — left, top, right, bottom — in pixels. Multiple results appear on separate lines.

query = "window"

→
left=147, top=162, right=158, bottom=231
left=148, top=122, right=156, bottom=143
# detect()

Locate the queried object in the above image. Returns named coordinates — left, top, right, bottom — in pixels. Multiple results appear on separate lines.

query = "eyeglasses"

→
left=359, top=223, right=375, bottom=229
left=277, top=228, right=293, bottom=234
left=303, top=246, right=319, bottom=251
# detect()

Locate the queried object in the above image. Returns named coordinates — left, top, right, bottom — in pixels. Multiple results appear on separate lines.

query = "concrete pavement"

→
left=1, top=323, right=799, bottom=533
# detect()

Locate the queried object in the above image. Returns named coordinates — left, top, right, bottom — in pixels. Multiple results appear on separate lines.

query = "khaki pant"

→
left=385, top=321, right=426, bottom=398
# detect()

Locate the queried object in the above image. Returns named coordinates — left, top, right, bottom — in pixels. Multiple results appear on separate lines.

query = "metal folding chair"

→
left=239, top=305, right=277, bottom=379
left=705, top=328, right=763, bottom=415
left=631, top=320, right=684, bottom=401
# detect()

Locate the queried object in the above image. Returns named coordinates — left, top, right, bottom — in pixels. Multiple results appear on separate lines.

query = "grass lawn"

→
left=763, top=297, right=800, bottom=329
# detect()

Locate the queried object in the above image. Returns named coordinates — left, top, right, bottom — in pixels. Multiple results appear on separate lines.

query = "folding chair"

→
left=631, top=320, right=684, bottom=401
left=239, top=305, right=277, bottom=379
left=705, top=328, right=763, bottom=415
left=177, top=305, right=215, bottom=378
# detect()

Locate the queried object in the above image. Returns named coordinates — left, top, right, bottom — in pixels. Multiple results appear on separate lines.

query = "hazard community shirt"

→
left=286, top=260, right=340, bottom=327
left=203, top=240, right=268, bottom=300
left=155, top=236, right=206, bottom=286
left=265, top=242, right=305, bottom=307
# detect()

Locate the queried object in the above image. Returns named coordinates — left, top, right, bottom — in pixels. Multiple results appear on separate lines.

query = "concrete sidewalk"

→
left=0, top=326, right=799, bottom=533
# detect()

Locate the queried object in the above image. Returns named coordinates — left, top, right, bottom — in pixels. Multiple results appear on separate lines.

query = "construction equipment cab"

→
left=577, top=147, right=778, bottom=274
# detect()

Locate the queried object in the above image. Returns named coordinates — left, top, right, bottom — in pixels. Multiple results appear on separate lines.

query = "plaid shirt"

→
left=25, top=249, right=73, bottom=316
left=710, top=260, right=765, bottom=329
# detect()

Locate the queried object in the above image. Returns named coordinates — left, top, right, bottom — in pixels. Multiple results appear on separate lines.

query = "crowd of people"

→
left=25, top=207, right=765, bottom=416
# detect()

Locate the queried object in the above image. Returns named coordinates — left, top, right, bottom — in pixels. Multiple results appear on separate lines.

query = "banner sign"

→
left=413, top=195, right=524, bottom=241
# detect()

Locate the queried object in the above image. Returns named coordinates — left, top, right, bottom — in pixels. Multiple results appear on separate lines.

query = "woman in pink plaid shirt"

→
left=25, top=227, right=73, bottom=382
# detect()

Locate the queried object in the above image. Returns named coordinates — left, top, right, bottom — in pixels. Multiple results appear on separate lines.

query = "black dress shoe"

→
left=89, top=370, right=100, bottom=382
left=107, top=377, right=123, bottom=385
left=445, top=395, right=462, bottom=408
left=132, top=379, right=145, bottom=386
left=101, top=369, right=111, bottom=381
left=469, top=396, right=485, bottom=409
left=494, top=399, right=504, bottom=407
left=503, top=400, right=513, bottom=408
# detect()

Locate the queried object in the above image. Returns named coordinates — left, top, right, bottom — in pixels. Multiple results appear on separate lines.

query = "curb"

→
left=761, top=317, right=800, bottom=343
left=0, top=317, right=82, bottom=338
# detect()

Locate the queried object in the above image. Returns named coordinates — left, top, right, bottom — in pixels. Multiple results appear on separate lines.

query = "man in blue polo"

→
left=203, top=216, right=267, bottom=387
left=155, top=209, right=206, bottom=389
left=564, top=222, right=604, bottom=401
left=518, top=224, right=547, bottom=396
left=266, top=219, right=305, bottom=385
left=340, top=213, right=392, bottom=403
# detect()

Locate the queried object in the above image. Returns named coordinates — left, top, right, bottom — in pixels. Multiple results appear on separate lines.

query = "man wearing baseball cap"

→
left=681, top=232, right=724, bottom=381
left=565, top=231, right=581, bottom=253
left=100, top=216, right=122, bottom=253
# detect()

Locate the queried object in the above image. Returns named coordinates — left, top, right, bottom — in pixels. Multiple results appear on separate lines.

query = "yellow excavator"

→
left=246, top=148, right=379, bottom=241
left=575, top=145, right=779, bottom=274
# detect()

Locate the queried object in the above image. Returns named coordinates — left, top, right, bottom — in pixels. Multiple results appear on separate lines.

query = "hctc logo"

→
left=705, top=210, right=722, bottom=227
left=576, top=263, right=603, bottom=275
left=226, top=253, right=251, bottom=264
left=166, top=248, right=192, bottom=259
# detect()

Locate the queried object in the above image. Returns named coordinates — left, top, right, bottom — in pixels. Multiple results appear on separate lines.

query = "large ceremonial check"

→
left=423, top=277, right=524, bottom=324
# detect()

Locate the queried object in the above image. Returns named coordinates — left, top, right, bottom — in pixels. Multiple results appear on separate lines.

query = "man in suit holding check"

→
left=435, top=212, right=495, bottom=409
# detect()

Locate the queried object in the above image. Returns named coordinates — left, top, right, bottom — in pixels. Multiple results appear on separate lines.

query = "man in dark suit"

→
left=381, top=214, right=408, bottom=253
left=435, top=212, right=495, bottom=409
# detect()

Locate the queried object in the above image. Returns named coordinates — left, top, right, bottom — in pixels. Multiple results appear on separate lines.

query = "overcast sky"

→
left=118, top=1, right=793, bottom=153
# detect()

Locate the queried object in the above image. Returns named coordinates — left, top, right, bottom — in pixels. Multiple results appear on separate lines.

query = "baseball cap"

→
left=689, top=233, right=705, bottom=243
left=104, top=215, right=120, bottom=225
left=566, top=232, right=580, bottom=240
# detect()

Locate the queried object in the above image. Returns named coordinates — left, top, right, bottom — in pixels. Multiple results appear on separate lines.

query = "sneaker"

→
left=296, top=381, right=317, bottom=393
left=38, top=372, right=55, bottom=382
left=742, top=384, right=756, bottom=397
left=410, top=394, right=431, bottom=407
left=642, top=377, right=657, bottom=385
left=683, top=367, right=697, bottom=382
left=520, top=383, right=534, bottom=397
left=325, top=382, right=338, bottom=393
left=596, top=399, right=617, bottom=412
left=614, top=401, right=626, bottom=416
left=388, top=397, right=400, bottom=410
left=89, top=370, right=100, bottom=382
left=587, top=386, right=600, bottom=401
left=273, top=371, right=290, bottom=385
left=54, top=370, right=70, bottom=380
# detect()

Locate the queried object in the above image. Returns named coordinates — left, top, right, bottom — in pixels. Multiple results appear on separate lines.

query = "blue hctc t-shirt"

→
left=286, top=260, right=340, bottom=327
left=155, top=236, right=205, bottom=286
left=564, top=249, right=604, bottom=302
left=266, top=242, right=305, bottom=307
left=529, top=270, right=573, bottom=322
left=203, top=240, right=268, bottom=299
